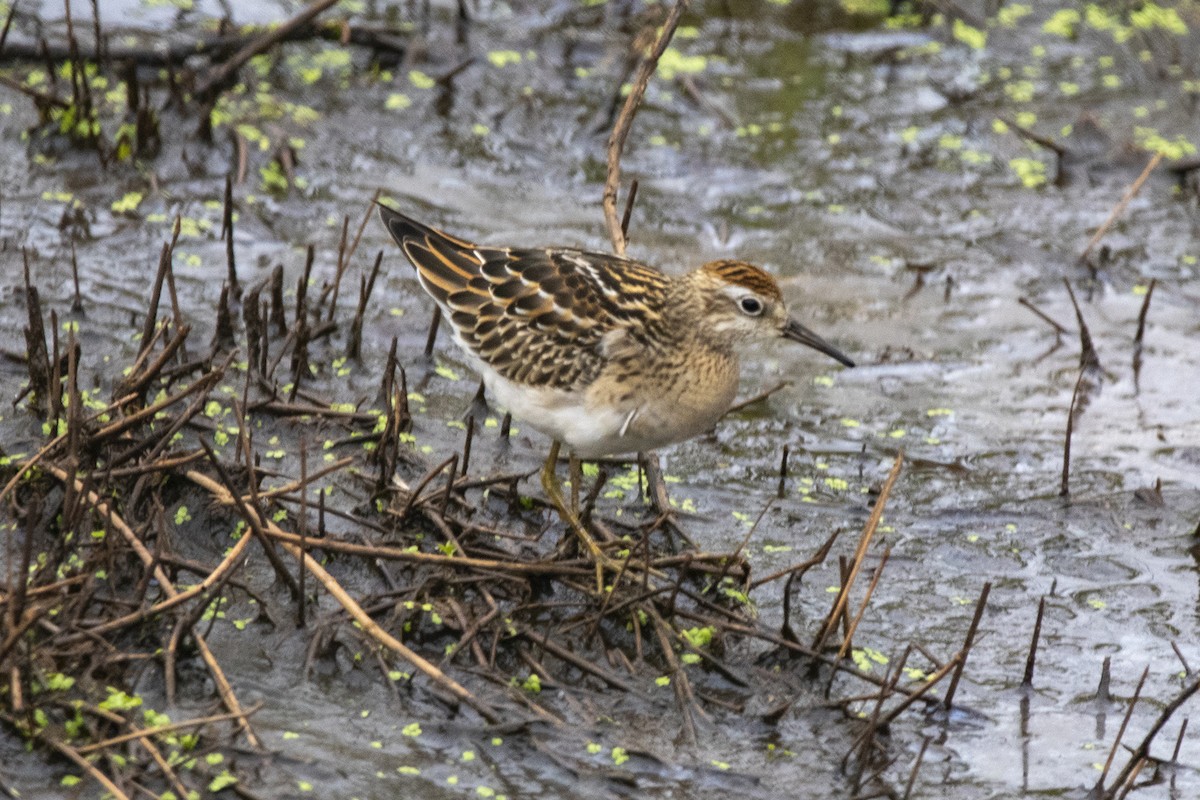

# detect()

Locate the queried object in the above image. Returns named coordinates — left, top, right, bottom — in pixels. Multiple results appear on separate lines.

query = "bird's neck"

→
left=664, top=275, right=736, bottom=355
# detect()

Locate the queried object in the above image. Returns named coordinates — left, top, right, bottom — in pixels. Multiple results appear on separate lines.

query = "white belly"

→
left=445, top=330, right=738, bottom=458
left=478, top=363, right=735, bottom=458
left=483, top=369, right=632, bottom=457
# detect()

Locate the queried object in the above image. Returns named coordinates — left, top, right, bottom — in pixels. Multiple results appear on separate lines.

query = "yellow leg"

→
left=568, top=452, right=581, bottom=513
left=541, top=441, right=605, bottom=592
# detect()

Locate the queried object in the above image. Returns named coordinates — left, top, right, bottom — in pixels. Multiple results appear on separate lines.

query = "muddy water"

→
left=2, top=1, right=1199, bottom=798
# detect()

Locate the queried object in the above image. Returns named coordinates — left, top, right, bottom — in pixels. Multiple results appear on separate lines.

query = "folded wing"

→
left=379, top=205, right=670, bottom=390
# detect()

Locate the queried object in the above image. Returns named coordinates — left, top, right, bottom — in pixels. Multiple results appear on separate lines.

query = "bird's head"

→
left=696, top=260, right=855, bottom=367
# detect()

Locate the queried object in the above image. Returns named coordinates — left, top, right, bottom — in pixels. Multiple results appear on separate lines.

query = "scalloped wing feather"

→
left=380, top=206, right=671, bottom=390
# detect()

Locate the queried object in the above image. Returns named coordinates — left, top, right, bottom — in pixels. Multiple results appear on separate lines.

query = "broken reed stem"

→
left=1170, top=718, right=1189, bottom=764
left=1097, top=666, right=1150, bottom=793
left=902, top=736, right=931, bottom=800
left=343, top=187, right=382, bottom=276
left=222, top=174, right=239, bottom=296
left=1081, top=152, right=1164, bottom=262
left=423, top=306, right=442, bottom=359
left=0, top=4, right=16, bottom=54
left=1018, top=296, right=1068, bottom=335
left=753, top=528, right=839, bottom=589
left=942, top=581, right=991, bottom=709
left=70, top=242, right=83, bottom=313
left=49, top=309, right=61, bottom=421
left=22, top=251, right=51, bottom=410
left=211, top=283, right=234, bottom=352
left=270, top=264, right=286, bottom=334
left=349, top=250, right=383, bottom=360
left=879, top=652, right=962, bottom=727
left=619, top=177, right=639, bottom=241
left=1097, top=656, right=1113, bottom=703
left=1062, top=278, right=1101, bottom=371
left=1133, top=278, right=1156, bottom=347
left=835, top=545, right=892, bottom=662
left=73, top=706, right=261, bottom=755
left=1112, top=758, right=1147, bottom=800
left=1170, top=641, right=1192, bottom=676
left=327, top=214, right=350, bottom=323
left=1060, top=369, right=1085, bottom=497
left=1104, top=671, right=1200, bottom=798
left=813, top=451, right=903, bottom=653
left=777, top=443, right=789, bottom=498
left=1022, top=596, right=1046, bottom=688
left=438, top=454, right=459, bottom=519
left=298, top=437, right=308, bottom=628
left=723, top=381, right=790, bottom=418
left=602, top=0, right=690, bottom=254
left=460, top=415, right=474, bottom=478
left=140, top=217, right=181, bottom=359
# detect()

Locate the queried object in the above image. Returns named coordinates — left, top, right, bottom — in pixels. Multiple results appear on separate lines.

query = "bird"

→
left=378, top=204, right=854, bottom=580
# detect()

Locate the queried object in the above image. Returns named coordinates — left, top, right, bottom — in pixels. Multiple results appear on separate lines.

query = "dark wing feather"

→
left=378, top=204, right=670, bottom=389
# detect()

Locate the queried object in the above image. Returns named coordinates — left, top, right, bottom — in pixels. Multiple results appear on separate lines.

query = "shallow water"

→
left=2, top=1, right=1199, bottom=798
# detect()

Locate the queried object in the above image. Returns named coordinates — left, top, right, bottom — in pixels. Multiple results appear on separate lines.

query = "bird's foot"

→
left=541, top=442, right=619, bottom=593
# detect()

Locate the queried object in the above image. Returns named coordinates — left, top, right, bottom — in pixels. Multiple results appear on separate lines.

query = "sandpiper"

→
left=379, top=205, right=854, bottom=576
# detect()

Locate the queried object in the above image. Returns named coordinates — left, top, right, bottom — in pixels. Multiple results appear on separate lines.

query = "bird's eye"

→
left=739, top=297, right=764, bottom=316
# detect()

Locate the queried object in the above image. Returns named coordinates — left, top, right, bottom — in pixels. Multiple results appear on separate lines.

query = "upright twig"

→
left=1022, top=596, right=1045, bottom=688
left=1096, top=666, right=1150, bottom=794
left=602, top=0, right=690, bottom=254
left=1060, top=369, right=1085, bottom=497
left=1062, top=278, right=1101, bottom=371
left=813, top=452, right=903, bottom=653
left=1109, top=679, right=1200, bottom=798
left=222, top=174, right=240, bottom=297
left=942, top=581, right=990, bottom=709
left=1133, top=278, right=1157, bottom=347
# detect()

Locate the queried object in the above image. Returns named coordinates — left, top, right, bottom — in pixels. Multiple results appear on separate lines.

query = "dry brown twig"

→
left=836, top=545, right=892, bottom=661
left=39, top=463, right=263, bottom=749
left=194, top=0, right=343, bottom=100
left=74, top=705, right=262, bottom=755
left=1080, top=151, right=1164, bottom=261
left=602, top=0, right=691, bottom=254
left=812, top=451, right=904, bottom=653
left=0, top=710, right=132, bottom=800
left=184, top=470, right=503, bottom=724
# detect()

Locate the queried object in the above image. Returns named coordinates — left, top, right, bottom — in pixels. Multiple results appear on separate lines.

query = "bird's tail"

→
left=376, top=202, right=485, bottom=305
left=376, top=203, right=475, bottom=249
